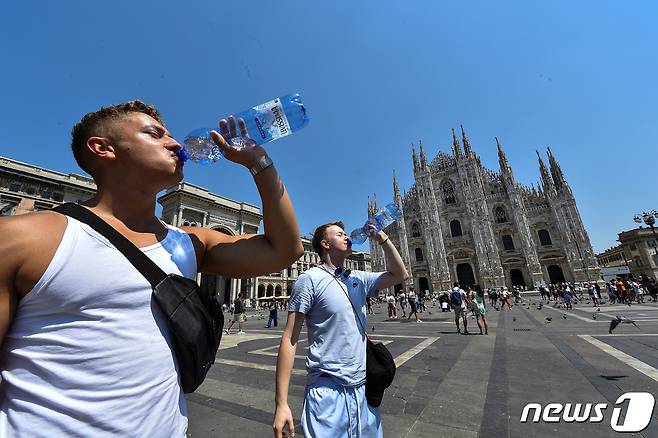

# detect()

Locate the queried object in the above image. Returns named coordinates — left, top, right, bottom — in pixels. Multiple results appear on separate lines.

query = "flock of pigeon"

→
left=517, top=299, right=641, bottom=334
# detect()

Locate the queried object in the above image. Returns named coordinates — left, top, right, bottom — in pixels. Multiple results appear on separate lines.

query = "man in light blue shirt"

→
left=273, top=220, right=409, bottom=438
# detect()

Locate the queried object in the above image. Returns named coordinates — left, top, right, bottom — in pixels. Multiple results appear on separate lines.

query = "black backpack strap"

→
left=53, top=203, right=168, bottom=287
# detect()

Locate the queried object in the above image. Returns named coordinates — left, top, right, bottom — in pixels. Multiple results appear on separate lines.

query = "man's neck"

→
left=84, top=185, right=160, bottom=231
left=322, top=253, right=346, bottom=270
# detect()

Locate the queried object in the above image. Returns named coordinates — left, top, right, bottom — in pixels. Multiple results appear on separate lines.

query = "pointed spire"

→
left=373, top=192, right=378, bottom=211
left=419, top=140, right=428, bottom=168
left=367, top=195, right=372, bottom=216
left=393, top=170, right=400, bottom=200
left=412, top=143, right=419, bottom=171
left=461, top=124, right=473, bottom=156
left=547, top=146, right=567, bottom=191
left=451, top=128, right=462, bottom=158
left=537, top=149, right=555, bottom=195
left=496, top=137, right=510, bottom=170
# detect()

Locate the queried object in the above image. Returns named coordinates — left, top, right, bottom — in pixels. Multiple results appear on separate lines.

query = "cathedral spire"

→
left=412, top=143, right=419, bottom=172
left=451, top=128, right=463, bottom=158
left=496, top=137, right=510, bottom=172
left=393, top=169, right=400, bottom=200
left=419, top=140, right=428, bottom=168
left=537, top=149, right=555, bottom=195
left=461, top=124, right=473, bottom=157
left=547, top=146, right=567, bottom=191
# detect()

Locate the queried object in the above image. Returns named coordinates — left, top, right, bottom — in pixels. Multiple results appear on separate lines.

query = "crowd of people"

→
left=537, top=275, right=658, bottom=307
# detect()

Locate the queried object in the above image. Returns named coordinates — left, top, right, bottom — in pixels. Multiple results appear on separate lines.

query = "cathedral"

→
left=368, top=126, right=600, bottom=293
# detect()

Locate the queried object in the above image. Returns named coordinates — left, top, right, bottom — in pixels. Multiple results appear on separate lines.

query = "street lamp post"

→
left=633, top=210, right=658, bottom=255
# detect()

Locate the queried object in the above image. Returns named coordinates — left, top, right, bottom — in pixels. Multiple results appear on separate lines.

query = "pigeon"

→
left=563, top=314, right=567, bottom=319
left=545, top=317, right=552, bottom=323
left=512, top=317, right=516, bottom=322
left=372, top=325, right=375, bottom=332
left=592, top=314, right=597, bottom=320
left=609, top=316, right=640, bottom=334
left=597, top=308, right=601, bottom=312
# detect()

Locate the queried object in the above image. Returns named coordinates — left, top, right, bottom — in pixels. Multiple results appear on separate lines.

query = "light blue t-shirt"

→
left=288, top=266, right=384, bottom=387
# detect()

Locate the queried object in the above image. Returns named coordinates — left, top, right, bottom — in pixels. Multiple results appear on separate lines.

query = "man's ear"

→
left=86, top=136, right=116, bottom=161
left=321, top=239, right=330, bottom=251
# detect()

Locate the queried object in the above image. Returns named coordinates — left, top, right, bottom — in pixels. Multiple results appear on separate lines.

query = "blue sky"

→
left=1, top=1, right=657, bottom=253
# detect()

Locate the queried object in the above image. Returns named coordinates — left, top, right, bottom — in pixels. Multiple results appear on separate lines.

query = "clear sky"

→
left=1, top=1, right=657, bottom=254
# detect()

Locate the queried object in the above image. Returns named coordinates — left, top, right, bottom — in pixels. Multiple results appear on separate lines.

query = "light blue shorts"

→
left=301, top=376, right=383, bottom=438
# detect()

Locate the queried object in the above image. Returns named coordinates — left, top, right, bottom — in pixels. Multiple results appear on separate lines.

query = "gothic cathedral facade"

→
left=369, top=127, right=600, bottom=293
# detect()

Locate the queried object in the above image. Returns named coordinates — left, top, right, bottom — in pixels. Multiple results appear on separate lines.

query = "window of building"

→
left=415, top=248, right=424, bottom=261
left=442, top=180, right=456, bottom=205
left=538, top=229, right=552, bottom=246
left=26, top=186, right=36, bottom=195
left=502, top=234, right=515, bottom=251
left=53, top=192, right=64, bottom=202
left=9, top=183, right=20, bottom=192
left=41, top=190, right=51, bottom=199
left=411, top=222, right=421, bottom=238
left=450, top=220, right=463, bottom=237
left=494, top=206, right=508, bottom=223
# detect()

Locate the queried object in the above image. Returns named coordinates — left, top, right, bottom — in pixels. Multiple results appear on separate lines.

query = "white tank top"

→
left=0, top=216, right=197, bottom=437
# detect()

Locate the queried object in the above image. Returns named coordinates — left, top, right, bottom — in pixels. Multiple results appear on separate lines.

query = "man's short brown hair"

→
left=70, top=99, right=163, bottom=175
left=312, top=220, right=345, bottom=257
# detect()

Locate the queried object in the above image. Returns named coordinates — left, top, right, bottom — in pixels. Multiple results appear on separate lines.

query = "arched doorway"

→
left=258, top=284, right=265, bottom=298
left=419, top=277, right=430, bottom=295
left=547, top=265, right=565, bottom=284
left=510, top=269, right=526, bottom=287
left=456, top=263, right=475, bottom=289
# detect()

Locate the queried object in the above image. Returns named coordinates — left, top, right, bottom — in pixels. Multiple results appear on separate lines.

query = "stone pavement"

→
left=187, top=298, right=658, bottom=437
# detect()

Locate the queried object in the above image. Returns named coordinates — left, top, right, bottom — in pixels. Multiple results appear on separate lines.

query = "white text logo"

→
left=520, top=392, right=655, bottom=433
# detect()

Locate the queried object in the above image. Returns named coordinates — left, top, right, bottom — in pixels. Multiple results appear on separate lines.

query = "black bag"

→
left=319, top=267, right=396, bottom=407
left=54, top=203, right=223, bottom=393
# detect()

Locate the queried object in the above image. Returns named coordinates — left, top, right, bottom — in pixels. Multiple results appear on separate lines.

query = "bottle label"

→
left=253, top=98, right=292, bottom=142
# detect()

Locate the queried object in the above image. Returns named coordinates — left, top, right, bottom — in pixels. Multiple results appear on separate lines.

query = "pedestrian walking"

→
left=562, top=285, right=573, bottom=310
left=407, top=288, right=422, bottom=322
left=225, top=293, right=247, bottom=334
left=587, top=283, right=599, bottom=307
left=387, top=293, right=398, bottom=319
left=472, top=285, right=489, bottom=335
left=450, top=283, right=469, bottom=334
left=273, top=220, right=409, bottom=438
left=265, top=301, right=279, bottom=328
left=500, top=287, right=513, bottom=310
left=398, top=291, right=407, bottom=318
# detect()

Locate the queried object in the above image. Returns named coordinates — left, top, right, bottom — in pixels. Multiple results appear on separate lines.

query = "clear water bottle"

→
left=350, top=203, right=402, bottom=244
left=177, top=93, right=309, bottom=164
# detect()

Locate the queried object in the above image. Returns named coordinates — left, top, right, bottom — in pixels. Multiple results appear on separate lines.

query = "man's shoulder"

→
left=0, top=211, right=67, bottom=248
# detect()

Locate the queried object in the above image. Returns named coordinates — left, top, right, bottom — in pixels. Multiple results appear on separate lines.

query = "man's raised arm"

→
left=183, top=117, right=304, bottom=278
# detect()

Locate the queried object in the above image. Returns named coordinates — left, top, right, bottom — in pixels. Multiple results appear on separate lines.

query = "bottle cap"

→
left=176, top=148, right=190, bottom=162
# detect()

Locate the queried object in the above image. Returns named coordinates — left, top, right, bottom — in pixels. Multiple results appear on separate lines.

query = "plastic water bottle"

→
left=350, top=203, right=403, bottom=244
left=177, top=93, right=309, bottom=164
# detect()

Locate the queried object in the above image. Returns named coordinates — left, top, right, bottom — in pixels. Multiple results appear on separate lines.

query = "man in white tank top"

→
left=0, top=100, right=304, bottom=437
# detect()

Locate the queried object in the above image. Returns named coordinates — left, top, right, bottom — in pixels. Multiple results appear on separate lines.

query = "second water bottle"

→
left=350, top=203, right=402, bottom=245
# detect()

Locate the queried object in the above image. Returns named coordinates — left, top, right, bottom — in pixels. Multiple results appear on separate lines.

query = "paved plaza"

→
left=187, top=297, right=658, bottom=437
